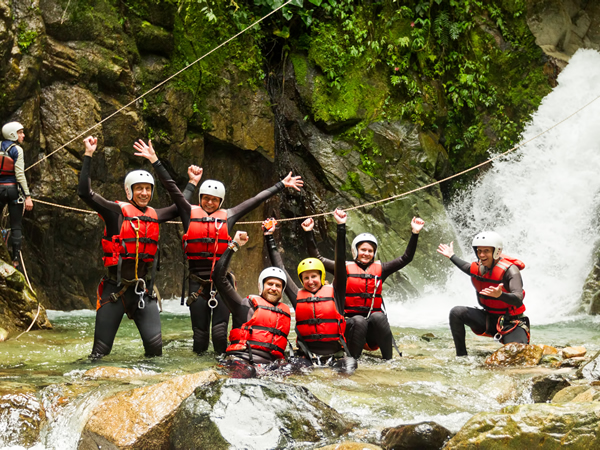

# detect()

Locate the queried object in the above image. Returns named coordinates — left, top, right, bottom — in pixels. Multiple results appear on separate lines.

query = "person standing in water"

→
left=0, top=121, right=34, bottom=270
left=301, top=217, right=424, bottom=360
left=79, top=136, right=191, bottom=359
left=264, top=211, right=356, bottom=373
left=132, top=139, right=303, bottom=355
left=437, top=231, right=529, bottom=356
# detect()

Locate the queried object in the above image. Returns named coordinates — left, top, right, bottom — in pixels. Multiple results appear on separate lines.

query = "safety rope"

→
left=25, top=0, right=293, bottom=173
left=30, top=91, right=600, bottom=224
left=13, top=251, right=41, bottom=341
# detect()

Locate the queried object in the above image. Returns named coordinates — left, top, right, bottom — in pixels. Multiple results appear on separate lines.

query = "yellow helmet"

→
left=297, top=258, right=326, bottom=285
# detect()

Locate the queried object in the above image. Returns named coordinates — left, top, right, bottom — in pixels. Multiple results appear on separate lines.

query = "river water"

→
left=3, top=49, right=600, bottom=449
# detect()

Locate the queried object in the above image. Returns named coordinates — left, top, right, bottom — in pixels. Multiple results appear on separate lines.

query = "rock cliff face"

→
left=0, top=0, right=597, bottom=312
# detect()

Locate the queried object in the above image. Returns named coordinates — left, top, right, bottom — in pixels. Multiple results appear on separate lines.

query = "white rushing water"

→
left=389, top=48, right=600, bottom=328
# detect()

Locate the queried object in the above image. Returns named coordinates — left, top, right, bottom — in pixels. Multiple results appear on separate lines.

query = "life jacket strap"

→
left=296, top=296, right=336, bottom=303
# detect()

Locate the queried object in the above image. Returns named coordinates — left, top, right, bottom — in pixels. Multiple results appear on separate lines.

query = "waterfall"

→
left=388, top=48, right=600, bottom=328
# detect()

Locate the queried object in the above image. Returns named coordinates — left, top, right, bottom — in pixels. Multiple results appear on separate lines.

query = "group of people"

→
left=1, top=120, right=530, bottom=375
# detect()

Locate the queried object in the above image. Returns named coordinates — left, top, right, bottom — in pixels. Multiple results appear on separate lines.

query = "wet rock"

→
left=552, top=384, right=600, bottom=403
left=540, top=354, right=561, bottom=365
left=531, top=374, right=571, bottom=403
left=318, top=443, right=382, bottom=450
left=445, top=402, right=600, bottom=449
left=130, top=18, right=173, bottom=57
left=485, top=343, right=543, bottom=367
left=556, top=357, right=587, bottom=368
left=381, top=421, right=452, bottom=450
left=578, top=350, right=600, bottom=380
left=420, top=333, right=437, bottom=342
left=83, top=366, right=152, bottom=380
left=563, top=346, right=587, bottom=358
left=79, top=370, right=218, bottom=450
left=0, top=386, right=46, bottom=447
left=537, top=344, right=558, bottom=355
left=169, top=378, right=356, bottom=450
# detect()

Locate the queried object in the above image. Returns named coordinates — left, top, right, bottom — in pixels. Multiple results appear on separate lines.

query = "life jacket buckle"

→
left=208, top=290, right=218, bottom=309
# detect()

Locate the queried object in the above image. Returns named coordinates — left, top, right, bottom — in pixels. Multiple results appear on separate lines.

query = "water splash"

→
left=389, top=49, right=600, bottom=328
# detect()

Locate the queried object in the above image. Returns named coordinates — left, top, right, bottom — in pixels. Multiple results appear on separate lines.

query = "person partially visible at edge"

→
left=78, top=136, right=191, bottom=359
left=132, top=139, right=303, bottom=356
left=437, top=231, right=529, bottom=357
left=263, top=211, right=357, bottom=374
left=213, top=230, right=291, bottom=377
left=301, top=216, right=425, bottom=360
left=0, top=122, right=34, bottom=270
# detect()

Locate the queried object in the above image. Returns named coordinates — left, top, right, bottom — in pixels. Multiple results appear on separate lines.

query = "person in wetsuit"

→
left=302, top=217, right=425, bottom=360
left=213, top=230, right=291, bottom=376
left=78, top=136, right=192, bottom=359
left=0, top=121, right=34, bottom=270
left=132, top=139, right=303, bottom=355
left=437, top=231, right=529, bottom=356
left=263, top=212, right=356, bottom=373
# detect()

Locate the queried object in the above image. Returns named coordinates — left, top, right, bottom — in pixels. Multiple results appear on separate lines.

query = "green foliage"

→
left=17, top=23, right=38, bottom=53
left=339, top=171, right=365, bottom=198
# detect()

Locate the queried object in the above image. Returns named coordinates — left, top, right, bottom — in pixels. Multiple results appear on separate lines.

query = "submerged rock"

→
left=169, top=378, right=356, bottom=450
left=445, top=402, right=600, bottom=449
left=82, top=366, right=153, bottom=380
left=0, top=387, right=46, bottom=448
left=531, top=374, right=571, bottom=403
left=381, top=421, right=452, bottom=450
left=485, top=343, right=543, bottom=366
left=78, top=370, right=218, bottom=450
left=318, top=443, right=382, bottom=450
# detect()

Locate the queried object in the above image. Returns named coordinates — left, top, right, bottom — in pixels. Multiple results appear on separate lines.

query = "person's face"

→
left=476, top=246, right=495, bottom=268
left=356, top=242, right=375, bottom=264
left=132, top=183, right=152, bottom=208
left=201, top=194, right=221, bottom=213
left=262, top=278, right=283, bottom=304
left=17, top=129, right=24, bottom=144
left=301, top=270, right=322, bottom=293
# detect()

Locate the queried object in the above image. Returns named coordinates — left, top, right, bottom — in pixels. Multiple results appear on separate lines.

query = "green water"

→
left=1, top=302, right=599, bottom=449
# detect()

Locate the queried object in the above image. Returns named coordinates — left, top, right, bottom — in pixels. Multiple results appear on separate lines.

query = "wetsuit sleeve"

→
left=380, top=233, right=419, bottom=281
left=214, top=247, right=247, bottom=316
left=264, top=234, right=299, bottom=308
left=333, top=224, right=347, bottom=314
left=183, top=182, right=196, bottom=203
left=77, top=155, right=122, bottom=218
left=449, top=254, right=472, bottom=275
left=499, top=265, right=524, bottom=305
left=226, top=181, right=285, bottom=228
left=304, top=230, right=335, bottom=274
left=13, top=146, right=30, bottom=196
left=151, top=160, right=192, bottom=227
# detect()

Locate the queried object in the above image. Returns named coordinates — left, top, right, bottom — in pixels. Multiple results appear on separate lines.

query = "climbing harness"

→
left=493, top=314, right=531, bottom=344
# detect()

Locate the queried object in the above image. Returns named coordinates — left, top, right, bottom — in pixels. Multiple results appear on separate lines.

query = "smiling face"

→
left=476, top=246, right=495, bottom=269
left=132, top=183, right=153, bottom=208
left=262, top=277, right=283, bottom=304
left=301, top=270, right=322, bottom=293
left=201, top=194, right=222, bottom=214
left=356, top=242, right=375, bottom=264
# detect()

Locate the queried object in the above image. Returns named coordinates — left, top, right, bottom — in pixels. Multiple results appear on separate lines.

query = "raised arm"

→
left=301, top=218, right=335, bottom=273
left=332, top=209, right=347, bottom=314
left=262, top=219, right=299, bottom=307
left=213, top=231, right=249, bottom=317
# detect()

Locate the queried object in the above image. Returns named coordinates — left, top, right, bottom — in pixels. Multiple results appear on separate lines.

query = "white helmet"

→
left=258, top=267, right=287, bottom=295
left=2, top=122, right=24, bottom=141
left=472, top=231, right=503, bottom=260
left=199, top=180, right=225, bottom=206
left=351, top=233, right=378, bottom=260
left=124, top=170, right=155, bottom=201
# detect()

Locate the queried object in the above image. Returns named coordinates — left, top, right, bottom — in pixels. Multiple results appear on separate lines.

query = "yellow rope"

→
left=25, top=1, right=293, bottom=173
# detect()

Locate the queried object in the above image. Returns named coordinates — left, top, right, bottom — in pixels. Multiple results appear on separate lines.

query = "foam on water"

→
left=388, top=49, right=600, bottom=328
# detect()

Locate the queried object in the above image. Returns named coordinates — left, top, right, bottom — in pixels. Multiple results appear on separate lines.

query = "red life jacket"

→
left=296, top=285, right=346, bottom=344
left=469, top=256, right=526, bottom=316
left=101, top=202, right=159, bottom=268
left=227, top=295, right=291, bottom=360
left=182, top=207, right=231, bottom=262
left=345, top=261, right=383, bottom=315
left=0, top=144, right=16, bottom=177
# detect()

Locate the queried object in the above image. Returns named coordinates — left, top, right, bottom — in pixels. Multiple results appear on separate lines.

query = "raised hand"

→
left=411, top=217, right=425, bottom=234
left=301, top=218, right=314, bottom=232
left=480, top=284, right=503, bottom=298
left=281, top=172, right=303, bottom=191
left=187, top=165, right=203, bottom=185
left=83, top=136, right=97, bottom=156
left=437, top=242, right=454, bottom=259
left=333, top=208, right=347, bottom=225
left=233, top=231, right=249, bottom=246
left=132, top=139, right=158, bottom=163
left=262, top=218, right=277, bottom=235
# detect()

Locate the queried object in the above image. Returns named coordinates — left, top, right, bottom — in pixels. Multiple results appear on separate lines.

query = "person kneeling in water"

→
left=213, top=230, right=293, bottom=377
left=264, top=211, right=357, bottom=374
left=437, top=231, right=530, bottom=357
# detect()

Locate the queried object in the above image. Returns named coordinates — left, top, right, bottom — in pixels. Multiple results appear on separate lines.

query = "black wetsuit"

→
left=78, top=156, right=190, bottom=358
left=305, top=230, right=419, bottom=359
left=266, top=224, right=347, bottom=359
left=152, top=165, right=286, bottom=355
left=448, top=255, right=528, bottom=356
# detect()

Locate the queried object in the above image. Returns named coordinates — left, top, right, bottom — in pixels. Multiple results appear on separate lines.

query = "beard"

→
left=262, top=291, right=282, bottom=304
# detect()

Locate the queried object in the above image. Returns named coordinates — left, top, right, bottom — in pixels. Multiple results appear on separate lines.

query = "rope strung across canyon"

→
left=30, top=91, right=600, bottom=224
left=24, top=0, right=294, bottom=173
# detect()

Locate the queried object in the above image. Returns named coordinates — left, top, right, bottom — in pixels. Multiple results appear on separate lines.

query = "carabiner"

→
left=135, top=279, right=146, bottom=310
left=493, top=333, right=502, bottom=342
left=207, top=290, right=218, bottom=309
